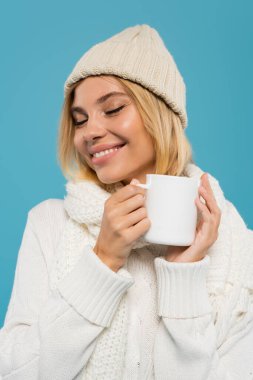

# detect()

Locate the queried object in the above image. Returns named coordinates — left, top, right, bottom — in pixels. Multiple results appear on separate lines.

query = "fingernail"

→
left=131, top=179, right=139, bottom=185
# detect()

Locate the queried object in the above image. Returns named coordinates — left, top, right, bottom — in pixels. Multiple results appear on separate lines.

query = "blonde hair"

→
left=57, top=75, right=195, bottom=192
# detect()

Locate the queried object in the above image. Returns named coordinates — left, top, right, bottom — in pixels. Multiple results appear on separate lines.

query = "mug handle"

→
left=135, top=183, right=151, bottom=189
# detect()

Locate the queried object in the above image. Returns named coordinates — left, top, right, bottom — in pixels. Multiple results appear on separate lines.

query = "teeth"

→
left=93, top=146, right=122, bottom=158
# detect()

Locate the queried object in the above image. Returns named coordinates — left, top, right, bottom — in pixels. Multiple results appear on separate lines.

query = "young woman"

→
left=0, top=24, right=253, bottom=380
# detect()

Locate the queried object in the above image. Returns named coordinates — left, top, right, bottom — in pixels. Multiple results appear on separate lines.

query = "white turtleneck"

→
left=0, top=197, right=253, bottom=379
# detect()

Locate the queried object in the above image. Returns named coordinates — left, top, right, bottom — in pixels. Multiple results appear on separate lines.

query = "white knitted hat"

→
left=64, top=24, right=188, bottom=129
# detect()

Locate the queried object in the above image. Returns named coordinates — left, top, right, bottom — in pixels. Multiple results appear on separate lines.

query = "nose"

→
left=81, top=118, right=107, bottom=142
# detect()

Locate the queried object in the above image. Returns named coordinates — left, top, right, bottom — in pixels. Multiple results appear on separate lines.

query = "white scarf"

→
left=49, top=163, right=253, bottom=379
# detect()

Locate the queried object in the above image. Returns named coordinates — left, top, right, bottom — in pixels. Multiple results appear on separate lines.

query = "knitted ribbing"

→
left=63, top=24, right=188, bottom=129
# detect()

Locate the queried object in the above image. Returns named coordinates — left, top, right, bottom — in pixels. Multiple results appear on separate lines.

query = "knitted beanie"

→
left=64, top=24, right=188, bottom=129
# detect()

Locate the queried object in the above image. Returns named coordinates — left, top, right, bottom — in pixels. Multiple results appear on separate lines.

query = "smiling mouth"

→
left=90, top=143, right=127, bottom=164
left=90, top=143, right=126, bottom=158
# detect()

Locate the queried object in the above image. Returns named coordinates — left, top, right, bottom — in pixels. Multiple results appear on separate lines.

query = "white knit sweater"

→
left=0, top=164, right=253, bottom=379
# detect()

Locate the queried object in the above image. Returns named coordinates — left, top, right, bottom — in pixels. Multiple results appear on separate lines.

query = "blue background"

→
left=0, top=0, right=252, bottom=326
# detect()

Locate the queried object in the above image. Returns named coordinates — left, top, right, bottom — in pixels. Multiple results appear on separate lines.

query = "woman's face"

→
left=71, top=75, right=156, bottom=185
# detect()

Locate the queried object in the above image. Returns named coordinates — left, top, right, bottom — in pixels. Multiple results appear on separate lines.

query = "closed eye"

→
left=106, top=105, right=125, bottom=115
left=73, top=105, right=126, bottom=126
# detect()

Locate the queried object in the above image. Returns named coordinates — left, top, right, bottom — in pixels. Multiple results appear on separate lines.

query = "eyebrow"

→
left=70, top=91, right=129, bottom=115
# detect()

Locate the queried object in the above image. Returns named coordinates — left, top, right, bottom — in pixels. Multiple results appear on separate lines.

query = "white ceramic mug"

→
left=135, top=174, right=201, bottom=246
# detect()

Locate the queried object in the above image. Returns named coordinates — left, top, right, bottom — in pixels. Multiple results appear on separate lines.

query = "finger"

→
left=200, top=173, right=213, bottom=194
left=199, top=174, right=218, bottom=209
left=198, top=185, right=218, bottom=213
left=195, top=196, right=211, bottom=223
left=126, top=217, right=151, bottom=242
left=113, top=182, right=146, bottom=203
left=201, top=173, right=217, bottom=201
left=199, top=184, right=221, bottom=216
left=200, top=173, right=211, bottom=187
left=123, top=207, right=147, bottom=229
left=120, top=193, right=146, bottom=215
left=203, top=174, right=222, bottom=216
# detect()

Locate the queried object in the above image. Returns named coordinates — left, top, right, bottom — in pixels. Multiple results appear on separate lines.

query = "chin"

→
left=96, top=173, right=127, bottom=185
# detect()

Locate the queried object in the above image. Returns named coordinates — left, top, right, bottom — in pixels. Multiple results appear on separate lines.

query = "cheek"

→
left=73, top=132, right=81, bottom=150
left=73, top=132, right=91, bottom=164
left=117, top=107, right=142, bottom=136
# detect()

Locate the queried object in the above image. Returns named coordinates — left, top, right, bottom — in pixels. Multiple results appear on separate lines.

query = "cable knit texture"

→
left=49, top=162, right=253, bottom=378
left=49, top=173, right=156, bottom=379
left=1, top=162, right=253, bottom=379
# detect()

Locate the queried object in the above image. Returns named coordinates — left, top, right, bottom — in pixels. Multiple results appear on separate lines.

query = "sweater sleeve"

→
left=0, top=209, right=134, bottom=380
left=153, top=202, right=253, bottom=380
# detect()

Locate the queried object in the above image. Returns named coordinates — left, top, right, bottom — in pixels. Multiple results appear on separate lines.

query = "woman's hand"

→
left=93, top=179, right=150, bottom=272
left=165, top=173, right=222, bottom=263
